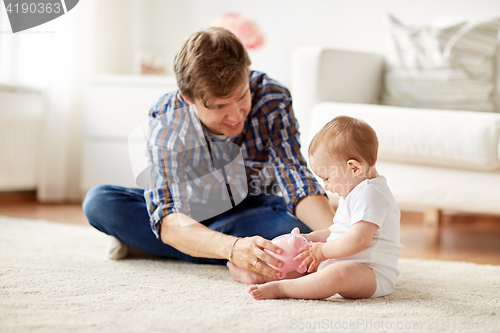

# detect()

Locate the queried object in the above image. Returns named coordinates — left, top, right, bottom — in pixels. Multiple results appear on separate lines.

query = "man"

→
left=83, top=27, right=334, bottom=281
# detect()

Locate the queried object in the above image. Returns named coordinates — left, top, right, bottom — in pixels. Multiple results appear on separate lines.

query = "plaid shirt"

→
left=145, top=71, right=325, bottom=238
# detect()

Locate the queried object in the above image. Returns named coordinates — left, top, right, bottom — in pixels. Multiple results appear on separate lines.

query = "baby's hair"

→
left=308, top=116, right=379, bottom=166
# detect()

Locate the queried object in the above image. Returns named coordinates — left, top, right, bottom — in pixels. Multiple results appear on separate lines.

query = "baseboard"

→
left=0, top=190, right=37, bottom=203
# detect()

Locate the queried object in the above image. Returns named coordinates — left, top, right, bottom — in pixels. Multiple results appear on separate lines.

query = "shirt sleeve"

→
left=348, top=185, right=391, bottom=228
left=266, top=94, right=326, bottom=215
left=144, top=105, right=190, bottom=239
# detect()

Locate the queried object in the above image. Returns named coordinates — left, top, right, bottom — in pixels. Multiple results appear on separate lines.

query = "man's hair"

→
left=174, top=27, right=252, bottom=108
left=308, top=116, right=379, bottom=166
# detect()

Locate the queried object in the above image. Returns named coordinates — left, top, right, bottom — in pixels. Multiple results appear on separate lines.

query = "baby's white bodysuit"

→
left=317, top=175, right=404, bottom=298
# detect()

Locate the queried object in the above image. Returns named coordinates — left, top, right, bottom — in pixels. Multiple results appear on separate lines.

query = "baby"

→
left=248, top=115, right=403, bottom=300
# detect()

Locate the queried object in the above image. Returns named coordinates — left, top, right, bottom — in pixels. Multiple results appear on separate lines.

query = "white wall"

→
left=93, top=0, right=195, bottom=75
left=120, top=0, right=500, bottom=87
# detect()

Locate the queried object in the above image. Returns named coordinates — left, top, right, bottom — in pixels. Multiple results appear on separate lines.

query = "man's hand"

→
left=231, top=236, right=284, bottom=279
left=294, top=242, right=327, bottom=273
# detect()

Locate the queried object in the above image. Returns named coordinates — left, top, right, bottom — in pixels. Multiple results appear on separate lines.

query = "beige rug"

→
left=0, top=216, right=499, bottom=333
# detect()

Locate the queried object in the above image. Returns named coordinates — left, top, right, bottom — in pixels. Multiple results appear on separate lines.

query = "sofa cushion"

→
left=382, top=14, right=500, bottom=112
left=309, top=102, right=500, bottom=171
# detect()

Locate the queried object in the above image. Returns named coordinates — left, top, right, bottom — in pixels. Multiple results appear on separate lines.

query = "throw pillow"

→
left=382, top=14, right=500, bottom=112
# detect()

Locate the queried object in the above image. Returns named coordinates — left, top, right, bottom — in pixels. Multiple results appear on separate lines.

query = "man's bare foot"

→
left=227, top=262, right=276, bottom=284
left=248, top=282, right=284, bottom=300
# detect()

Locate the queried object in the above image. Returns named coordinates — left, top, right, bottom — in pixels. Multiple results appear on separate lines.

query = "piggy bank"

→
left=264, top=227, right=310, bottom=279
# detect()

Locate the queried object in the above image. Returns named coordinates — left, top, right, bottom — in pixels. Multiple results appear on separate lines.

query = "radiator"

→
left=0, top=87, right=44, bottom=191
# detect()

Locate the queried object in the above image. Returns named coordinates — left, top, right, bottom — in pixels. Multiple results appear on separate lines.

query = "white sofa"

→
left=291, top=47, right=500, bottom=244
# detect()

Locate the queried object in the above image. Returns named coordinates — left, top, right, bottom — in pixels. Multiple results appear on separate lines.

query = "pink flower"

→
left=213, top=13, right=264, bottom=50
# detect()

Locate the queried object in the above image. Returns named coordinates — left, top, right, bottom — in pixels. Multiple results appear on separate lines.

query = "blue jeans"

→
left=82, top=184, right=312, bottom=265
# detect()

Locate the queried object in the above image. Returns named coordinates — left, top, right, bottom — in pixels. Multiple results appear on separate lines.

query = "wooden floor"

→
left=1, top=193, right=499, bottom=265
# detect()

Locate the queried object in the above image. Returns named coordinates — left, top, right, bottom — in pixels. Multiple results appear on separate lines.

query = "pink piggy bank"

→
left=264, top=227, right=309, bottom=279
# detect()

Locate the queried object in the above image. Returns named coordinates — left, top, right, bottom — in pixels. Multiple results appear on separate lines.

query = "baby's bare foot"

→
left=248, top=282, right=284, bottom=300
left=248, top=286, right=264, bottom=300
left=227, top=262, right=275, bottom=284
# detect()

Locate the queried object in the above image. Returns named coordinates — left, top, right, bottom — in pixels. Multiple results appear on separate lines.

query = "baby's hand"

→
left=294, top=242, right=326, bottom=273
left=300, top=233, right=313, bottom=243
